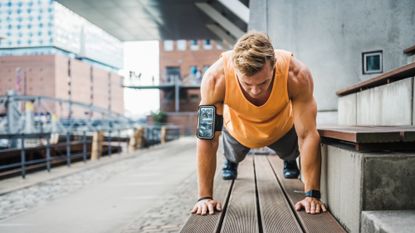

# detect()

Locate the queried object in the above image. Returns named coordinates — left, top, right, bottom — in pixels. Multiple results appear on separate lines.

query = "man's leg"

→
left=222, top=127, right=250, bottom=180
left=267, top=126, right=300, bottom=179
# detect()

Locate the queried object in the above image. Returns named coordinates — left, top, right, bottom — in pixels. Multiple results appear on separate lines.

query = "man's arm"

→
left=191, top=58, right=225, bottom=215
left=288, top=57, right=327, bottom=214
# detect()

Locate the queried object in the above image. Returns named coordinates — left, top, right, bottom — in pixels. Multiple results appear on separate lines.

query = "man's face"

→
left=236, top=61, right=274, bottom=99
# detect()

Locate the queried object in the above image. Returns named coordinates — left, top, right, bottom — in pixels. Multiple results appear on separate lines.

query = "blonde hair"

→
left=232, top=31, right=276, bottom=76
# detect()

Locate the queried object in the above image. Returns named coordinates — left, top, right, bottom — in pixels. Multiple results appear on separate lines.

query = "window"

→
left=190, top=40, right=199, bottom=50
left=362, top=51, right=383, bottom=74
left=190, top=94, right=199, bottom=103
left=203, top=39, right=212, bottom=50
left=163, top=40, right=174, bottom=51
left=177, top=40, right=186, bottom=51
left=165, top=66, right=181, bottom=82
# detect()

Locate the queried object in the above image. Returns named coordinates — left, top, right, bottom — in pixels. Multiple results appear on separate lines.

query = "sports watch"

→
left=304, top=190, right=321, bottom=199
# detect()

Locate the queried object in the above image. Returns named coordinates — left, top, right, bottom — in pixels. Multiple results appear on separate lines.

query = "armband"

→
left=196, top=105, right=223, bottom=140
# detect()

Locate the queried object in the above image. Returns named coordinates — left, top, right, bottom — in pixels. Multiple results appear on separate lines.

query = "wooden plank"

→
left=221, top=156, right=259, bottom=233
left=317, top=126, right=415, bottom=143
left=255, top=155, right=302, bottom=233
left=404, top=44, right=415, bottom=55
left=336, top=62, right=415, bottom=96
left=268, top=156, right=347, bottom=233
left=180, top=155, right=234, bottom=233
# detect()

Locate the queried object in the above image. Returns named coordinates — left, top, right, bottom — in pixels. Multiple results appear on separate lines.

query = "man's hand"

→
left=295, top=197, right=327, bottom=214
left=191, top=199, right=222, bottom=215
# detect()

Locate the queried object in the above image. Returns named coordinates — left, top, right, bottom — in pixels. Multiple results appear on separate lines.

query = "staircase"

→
left=317, top=46, right=415, bottom=233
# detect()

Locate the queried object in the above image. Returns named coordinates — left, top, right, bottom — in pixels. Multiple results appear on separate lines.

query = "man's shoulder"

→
left=287, top=57, right=313, bottom=99
left=200, top=58, right=226, bottom=105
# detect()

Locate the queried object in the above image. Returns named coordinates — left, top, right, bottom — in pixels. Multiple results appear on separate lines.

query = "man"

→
left=192, top=32, right=327, bottom=216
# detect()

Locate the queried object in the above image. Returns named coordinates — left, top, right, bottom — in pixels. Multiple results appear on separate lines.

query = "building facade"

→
left=0, top=0, right=124, bottom=117
left=158, top=39, right=224, bottom=134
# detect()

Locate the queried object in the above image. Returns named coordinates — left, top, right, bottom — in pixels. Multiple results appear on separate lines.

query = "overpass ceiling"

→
left=56, top=0, right=248, bottom=41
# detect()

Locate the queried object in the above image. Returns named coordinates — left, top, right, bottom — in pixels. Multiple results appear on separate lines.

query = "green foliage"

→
left=151, top=110, right=167, bottom=125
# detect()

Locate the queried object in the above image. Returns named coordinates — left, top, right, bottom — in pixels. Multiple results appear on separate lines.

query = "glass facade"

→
left=0, top=0, right=123, bottom=69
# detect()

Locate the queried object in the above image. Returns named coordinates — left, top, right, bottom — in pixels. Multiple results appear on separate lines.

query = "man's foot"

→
left=222, top=159, right=238, bottom=180
left=283, top=160, right=300, bottom=179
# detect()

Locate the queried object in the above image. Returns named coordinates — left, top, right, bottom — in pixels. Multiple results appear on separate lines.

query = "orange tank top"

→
left=222, top=49, right=294, bottom=148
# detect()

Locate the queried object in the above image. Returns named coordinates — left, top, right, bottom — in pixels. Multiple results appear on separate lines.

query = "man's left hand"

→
left=295, top=197, right=327, bottom=214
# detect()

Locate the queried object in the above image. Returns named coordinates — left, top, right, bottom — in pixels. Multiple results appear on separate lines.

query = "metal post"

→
left=46, top=134, right=51, bottom=172
left=20, top=135, right=26, bottom=179
left=175, top=76, right=180, bottom=112
left=82, top=131, right=87, bottom=162
left=7, top=91, right=18, bottom=147
left=118, top=129, right=121, bottom=154
left=66, top=131, right=71, bottom=167
left=108, top=129, right=112, bottom=156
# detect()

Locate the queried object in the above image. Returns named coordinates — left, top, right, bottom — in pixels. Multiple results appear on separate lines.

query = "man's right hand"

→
left=191, top=199, right=222, bottom=215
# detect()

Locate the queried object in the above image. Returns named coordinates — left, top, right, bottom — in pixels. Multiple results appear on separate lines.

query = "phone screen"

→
left=197, top=106, right=215, bottom=139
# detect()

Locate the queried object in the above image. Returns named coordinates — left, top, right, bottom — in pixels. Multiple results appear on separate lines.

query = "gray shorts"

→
left=222, top=126, right=300, bottom=163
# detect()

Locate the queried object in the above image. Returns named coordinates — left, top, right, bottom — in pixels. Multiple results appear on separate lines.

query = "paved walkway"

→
left=0, top=137, right=202, bottom=233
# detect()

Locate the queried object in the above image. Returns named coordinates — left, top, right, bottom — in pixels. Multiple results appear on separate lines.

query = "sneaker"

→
left=283, top=160, right=300, bottom=179
left=222, top=159, right=238, bottom=180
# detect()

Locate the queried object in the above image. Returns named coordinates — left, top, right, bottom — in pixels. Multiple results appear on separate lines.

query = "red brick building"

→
left=158, top=39, right=225, bottom=134
left=0, top=54, right=124, bottom=118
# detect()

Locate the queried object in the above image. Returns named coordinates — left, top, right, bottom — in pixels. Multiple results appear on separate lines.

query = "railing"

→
left=0, top=125, right=181, bottom=179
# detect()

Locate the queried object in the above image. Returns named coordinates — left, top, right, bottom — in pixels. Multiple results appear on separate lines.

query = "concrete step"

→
left=319, top=144, right=415, bottom=233
left=361, top=210, right=415, bottom=233
left=338, top=77, right=414, bottom=126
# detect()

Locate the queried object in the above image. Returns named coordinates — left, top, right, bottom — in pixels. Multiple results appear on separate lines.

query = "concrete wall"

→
left=249, top=0, right=415, bottom=124
left=338, top=93, right=357, bottom=125
left=356, top=78, right=413, bottom=125
left=338, top=78, right=414, bottom=125
left=320, top=144, right=415, bottom=233
left=317, top=111, right=337, bottom=125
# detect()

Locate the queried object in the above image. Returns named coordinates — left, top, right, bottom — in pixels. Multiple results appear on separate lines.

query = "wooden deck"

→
left=180, top=155, right=346, bottom=233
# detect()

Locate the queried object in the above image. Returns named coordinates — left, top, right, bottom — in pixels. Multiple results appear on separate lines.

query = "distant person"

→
left=195, top=69, right=202, bottom=83
left=192, top=31, right=326, bottom=216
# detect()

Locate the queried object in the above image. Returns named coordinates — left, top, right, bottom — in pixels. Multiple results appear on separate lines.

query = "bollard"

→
left=91, top=131, right=104, bottom=160
left=160, top=126, right=167, bottom=144
left=128, top=127, right=144, bottom=152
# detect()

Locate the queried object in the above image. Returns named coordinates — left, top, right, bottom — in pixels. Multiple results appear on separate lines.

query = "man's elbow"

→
left=197, top=136, right=220, bottom=149
left=299, top=130, right=320, bottom=144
